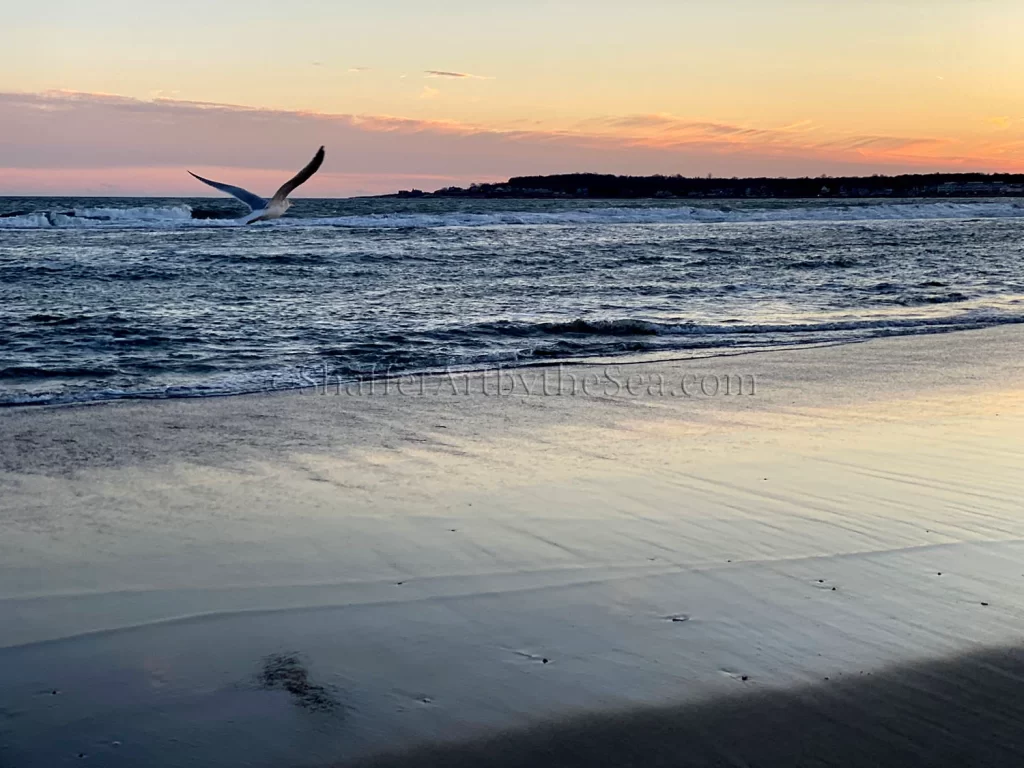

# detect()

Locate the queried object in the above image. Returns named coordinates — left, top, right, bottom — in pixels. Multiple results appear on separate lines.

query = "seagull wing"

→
left=188, top=172, right=267, bottom=212
left=271, top=146, right=325, bottom=204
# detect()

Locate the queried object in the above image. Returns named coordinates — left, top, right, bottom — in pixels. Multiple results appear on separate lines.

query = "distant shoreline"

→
left=385, top=172, right=1024, bottom=200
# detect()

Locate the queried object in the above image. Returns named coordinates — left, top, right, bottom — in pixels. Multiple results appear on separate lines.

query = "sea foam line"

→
left=2, top=200, right=1024, bottom=229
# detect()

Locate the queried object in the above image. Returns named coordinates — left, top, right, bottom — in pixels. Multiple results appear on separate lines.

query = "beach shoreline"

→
left=2, top=326, right=1023, bottom=766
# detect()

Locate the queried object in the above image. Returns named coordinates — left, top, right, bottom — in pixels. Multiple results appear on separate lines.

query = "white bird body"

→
left=188, top=147, right=324, bottom=224
left=243, top=199, right=292, bottom=224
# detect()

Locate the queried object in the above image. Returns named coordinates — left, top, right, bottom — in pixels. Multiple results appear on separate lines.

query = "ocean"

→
left=2, top=196, right=1023, bottom=406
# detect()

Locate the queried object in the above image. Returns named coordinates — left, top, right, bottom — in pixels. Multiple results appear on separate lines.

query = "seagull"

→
left=188, top=146, right=325, bottom=224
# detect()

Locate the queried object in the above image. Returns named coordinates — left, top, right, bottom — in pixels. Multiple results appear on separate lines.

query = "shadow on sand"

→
left=344, top=644, right=1024, bottom=768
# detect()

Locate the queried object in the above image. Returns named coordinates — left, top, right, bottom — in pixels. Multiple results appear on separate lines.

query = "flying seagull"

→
left=188, top=146, right=325, bottom=224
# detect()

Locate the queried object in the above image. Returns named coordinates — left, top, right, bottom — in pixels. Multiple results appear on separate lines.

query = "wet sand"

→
left=1, top=327, right=1023, bottom=766
left=354, top=644, right=1024, bottom=768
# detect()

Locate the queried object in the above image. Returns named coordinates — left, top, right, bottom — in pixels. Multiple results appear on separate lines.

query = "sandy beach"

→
left=2, top=326, right=1024, bottom=767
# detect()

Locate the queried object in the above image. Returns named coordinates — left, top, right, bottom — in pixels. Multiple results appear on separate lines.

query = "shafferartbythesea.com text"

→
left=291, top=364, right=757, bottom=398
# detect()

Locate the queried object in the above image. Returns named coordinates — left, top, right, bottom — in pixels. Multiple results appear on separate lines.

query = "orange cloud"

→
left=578, top=112, right=1024, bottom=169
left=1, top=90, right=1021, bottom=196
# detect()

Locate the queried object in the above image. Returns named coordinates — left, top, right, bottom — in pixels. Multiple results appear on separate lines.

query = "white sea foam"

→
left=0, top=213, right=55, bottom=228
left=229, top=200, right=1014, bottom=226
left=0, top=205, right=196, bottom=229
left=2, top=201, right=1024, bottom=230
left=528, top=310, right=1024, bottom=337
left=288, top=201, right=1024, bottom=229
left=73, top=204, right=195, bottom=222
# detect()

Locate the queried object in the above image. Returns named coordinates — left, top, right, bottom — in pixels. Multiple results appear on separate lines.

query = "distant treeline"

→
left=393, top=173, right=1024, bottom=199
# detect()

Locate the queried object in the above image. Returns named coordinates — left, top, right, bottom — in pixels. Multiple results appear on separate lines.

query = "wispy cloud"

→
left=581, top=114, right=784, bottom=143
left=816, top=135, right=947, bottom=153
left=425, top=70, right=492, bottom=80
left=779, top=120, right=815, bottom=132
left=418, top=86, right=440, bottom=100
left=348, top=66, right=370, bottom=73
left=576, top=112, right=968, bottom=164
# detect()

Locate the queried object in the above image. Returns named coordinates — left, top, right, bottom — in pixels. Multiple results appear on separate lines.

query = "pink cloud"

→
left=0, top=90, right=1020, bottom=196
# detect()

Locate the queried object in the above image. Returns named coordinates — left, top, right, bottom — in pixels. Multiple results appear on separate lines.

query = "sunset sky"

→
left=3, top=0, right=1022, bottom=195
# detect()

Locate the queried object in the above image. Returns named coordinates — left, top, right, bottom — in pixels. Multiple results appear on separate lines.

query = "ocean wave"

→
left=907, top=292, right=971, bottom=305
left=3, top=200, right=1024, bottom=230
left=863, top=287, right=973, bottom=306
left=0, top=205, right=195, bottom=228
left=5, top=308, right=1022, bottom=407
left=0, top=365, right=121, bottom=380
left=267, top=202, right=1024, bottom=229
left=787, top=257, right=859, bottom=269
left=468, top=310, right=1024, bottom=339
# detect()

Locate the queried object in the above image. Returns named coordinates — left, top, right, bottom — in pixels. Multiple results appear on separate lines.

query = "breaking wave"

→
left=5, top=309, right=1023, bottom=407
left=469, top=311, right=1024, bottom=339
left=3, top=200, right=1024, bottom=229
left=0, top=205, right=194, bottom=228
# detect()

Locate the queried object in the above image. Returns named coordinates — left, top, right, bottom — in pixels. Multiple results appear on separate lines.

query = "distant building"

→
left=937, top=181, right=1018, bottom=195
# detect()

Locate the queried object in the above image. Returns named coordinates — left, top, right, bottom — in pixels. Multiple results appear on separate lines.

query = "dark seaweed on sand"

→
left=258, top=652, right=341, bottom=713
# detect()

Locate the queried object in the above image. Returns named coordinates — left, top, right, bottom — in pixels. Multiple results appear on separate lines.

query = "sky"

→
left=2, top=0, right=1023, bottom=196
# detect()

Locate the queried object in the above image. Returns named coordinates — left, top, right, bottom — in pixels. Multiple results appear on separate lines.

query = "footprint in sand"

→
left=512, top=650, right=551, bottom=665
left=720, top=669, right=751, bottom=682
